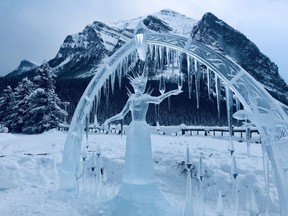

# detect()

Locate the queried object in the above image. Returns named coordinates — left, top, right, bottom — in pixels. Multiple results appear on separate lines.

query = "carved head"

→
left=128, top=73, right=147, bottom=94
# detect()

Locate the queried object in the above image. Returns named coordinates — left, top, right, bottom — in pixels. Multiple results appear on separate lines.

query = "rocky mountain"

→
left=3, top=10, right=288, bottom=107
left=191, top=12, right=288, bottom=105
left=5, top=60, right=38, bottom=78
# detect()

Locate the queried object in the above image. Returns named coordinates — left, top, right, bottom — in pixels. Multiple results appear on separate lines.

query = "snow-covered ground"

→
left=0, top=129, right=280, bottom=215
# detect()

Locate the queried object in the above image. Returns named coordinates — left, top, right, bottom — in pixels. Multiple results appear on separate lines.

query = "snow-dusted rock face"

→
left=5, top=60, right=38, bottom=78
left=191, top=12, right=288, bottom=105
left=4, top=10, right=288, bottom=105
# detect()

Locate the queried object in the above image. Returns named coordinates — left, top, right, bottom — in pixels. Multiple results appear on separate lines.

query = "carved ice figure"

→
left=103, top=72, right=182, bottom=216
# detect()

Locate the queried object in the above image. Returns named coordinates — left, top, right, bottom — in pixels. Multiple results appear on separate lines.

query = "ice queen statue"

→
left=102, top=72, right=182, bottom=216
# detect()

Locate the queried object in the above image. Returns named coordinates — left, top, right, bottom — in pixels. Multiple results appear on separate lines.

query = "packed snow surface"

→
left=0, top=129, right=280, bottom=215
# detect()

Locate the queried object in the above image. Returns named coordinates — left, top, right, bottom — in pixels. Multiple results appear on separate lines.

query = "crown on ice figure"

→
left=127, top=71, right=147, bottom=86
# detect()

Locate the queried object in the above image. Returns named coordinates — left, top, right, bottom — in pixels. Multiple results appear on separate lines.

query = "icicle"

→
left=184, top=168, right=194, bottom=216
left=124, top=56, right=129, bottom=76
left=230, top=156, right=239, bottom=216
left=159, top=75, right=166, bottom=95
left=154, top=104, right=158, bottom=125
left=159, top=46, right=164, bottom=71
left=166, top=47, right=171, bottom=67
left=82, top=145, right=88, bottom=193
left=171, top=49, right=175, bottom=73
left=225, top=86, right=233, bottom=136
left=246, top=126, right=251, bottom=157
left=197, top=155, right=205, bottom=216
left=154, top=45, right=159, bottom=71
left=184, top=146, right=194, bottom=216
left=194, top=59, right=200, bottom=109
left=228, top=136, right=235, bottom=156
left=91, top=151, right=96, bottom=192
left=217, top=190, right=224, bottom=216
left=116, top=64, right=122, bottom=89
left=186, top=146, right=191, bottom=165
left=262, top=145, right=270, bottom=216
left=231, top=155, right=238, bottom=179
left=246, top=185, right=260, bottom=216
left=187, top=56, right=193, bottom=99
left=207, top=69, right=211, bottom=100
left=235, top=97, right=241, bottom=126
left=215, top=74, right=221, bottom=118
left=105, top=80, right=110, bottom=116
left=85, top=114, right=89, bottom=148
left=96, top=143, right=102, bottom=197
left=178, top=72, right=183, bottom=91
left=110, top=71, right=116, bottom=94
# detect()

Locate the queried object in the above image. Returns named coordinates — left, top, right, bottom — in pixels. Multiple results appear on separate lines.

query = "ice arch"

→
left=60, top=21, right=288, bottom=215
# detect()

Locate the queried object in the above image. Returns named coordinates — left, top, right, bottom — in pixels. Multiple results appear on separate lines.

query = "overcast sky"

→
left=0, top=0, right=287, bottom=82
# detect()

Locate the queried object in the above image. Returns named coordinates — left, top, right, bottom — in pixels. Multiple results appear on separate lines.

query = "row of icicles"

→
left=88, top=44, right=242, bottom=131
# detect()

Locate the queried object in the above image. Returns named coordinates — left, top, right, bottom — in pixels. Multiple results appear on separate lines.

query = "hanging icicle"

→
left=105, top=80, right=110, bottom=117
left=110, top=70, right=116, bottom=94
left=117, top=63, right=123, bottom=89
left=85, top=113, right=89, bottom=149
left=178, top=72, right=183, bottom=91
left=159, top=75, right=166, bottom=95
left=225, top=86, right=234, bottom=137
left=171, top=49, right=175, bottom=74
left=207, top=69, right=211, bottom=100
left=166, top=47, right=171, bottom=67
left=194, top=59, right=200, bottom=109
left=246, top=125, right=251, bottom=157
left=215, top=74, right=221, bottom=118
left=235, top=97, right=241, bottom=126
left=187, top=56, right=193, bottom=99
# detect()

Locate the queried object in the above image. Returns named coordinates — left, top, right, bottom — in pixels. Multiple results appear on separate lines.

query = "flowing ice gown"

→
left=103, top=94, right=176, bottom=216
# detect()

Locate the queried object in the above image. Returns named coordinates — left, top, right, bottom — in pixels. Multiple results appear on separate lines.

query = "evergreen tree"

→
left=22, top=63, right=66, bottom=134
left=0, top=86, right=15, bottom=129
left=9, top=78, right=36, bottom=133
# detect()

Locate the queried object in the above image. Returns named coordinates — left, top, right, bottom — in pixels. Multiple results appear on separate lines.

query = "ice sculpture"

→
left=60, top=19, right=288, bottom=215
left=102, top=72, right=182, bottom=216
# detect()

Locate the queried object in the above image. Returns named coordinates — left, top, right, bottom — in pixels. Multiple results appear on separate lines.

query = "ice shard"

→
left=194, top=59, right=200, bottom=109
left=159, top=75, right=166, bottom=95
left=246, top=126, right=251, bottom=157
left=246, top=186, right=260, bottom=216
left=262, top=144, right=270, bottom=216
left=230, top=156, right=239, bottom=216
left=207, top=69, right=211, bottom=100
left=184, top=146, right=194, bottom=216
left=215, top=74, right=221, bottom=118
left=187, top=56, right=193, bottom=99
left=217, top=190, right=224, bottom=216
left=228, top=137, right=235, bottom=156
left=225, top=86, right=234, bottom=136
left=197, top=155, right=205, bottom=216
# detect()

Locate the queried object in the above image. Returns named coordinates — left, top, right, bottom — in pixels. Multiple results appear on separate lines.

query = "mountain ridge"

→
left=3, top=10, right=288, bottom=106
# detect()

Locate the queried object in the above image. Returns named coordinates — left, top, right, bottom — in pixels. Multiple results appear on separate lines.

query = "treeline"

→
left=55, top=77, right=234, bottom=127
left=1, top=73, right=237, bottom=132
left=0, top=64, right=66, bottom=134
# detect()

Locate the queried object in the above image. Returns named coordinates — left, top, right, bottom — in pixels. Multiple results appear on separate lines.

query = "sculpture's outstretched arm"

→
left=104, top=98, right=131, bottom=125
left=145, top=89, right=182, bottom=104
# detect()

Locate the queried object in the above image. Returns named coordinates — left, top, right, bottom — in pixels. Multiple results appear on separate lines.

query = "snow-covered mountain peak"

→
left=5, top=60, right=38, bottom=78
left=18, top=60, right=37, bottom=69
